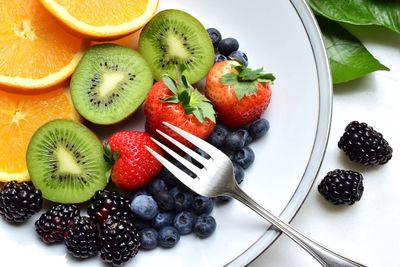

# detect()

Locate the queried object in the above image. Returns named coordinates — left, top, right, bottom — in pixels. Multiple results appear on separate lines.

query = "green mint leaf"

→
left=221, top=73, right=238, bottom=85
left=234, top=81, right=258, bottom=100
left=162, top=75, right=178, bottom=94
left=308, top=0, right=400, bottom=33
left=317, top=16, right=389, bottom=84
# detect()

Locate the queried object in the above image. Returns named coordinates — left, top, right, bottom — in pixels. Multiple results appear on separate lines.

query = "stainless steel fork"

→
left=145, top=121, right=367, bottom=267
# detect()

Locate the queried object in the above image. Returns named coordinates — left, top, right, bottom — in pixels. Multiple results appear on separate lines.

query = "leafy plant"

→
left=308, top=0, right=399, bottom=84
left=317, top=16, right=389, bottom=84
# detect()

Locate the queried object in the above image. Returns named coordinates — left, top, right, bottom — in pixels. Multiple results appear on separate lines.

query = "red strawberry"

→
left=106, top=131, right=163, bottom=190
left=205, top=60, right=275, bottom=128
left=144, top=67, right=216, bottom=149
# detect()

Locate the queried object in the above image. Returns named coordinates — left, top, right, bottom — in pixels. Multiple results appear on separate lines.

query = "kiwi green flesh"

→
left=139, top=9, right=214, bottom=84
left=71, top=44, right=153, bottom=125
left=27, top=119, right=108, bottom=204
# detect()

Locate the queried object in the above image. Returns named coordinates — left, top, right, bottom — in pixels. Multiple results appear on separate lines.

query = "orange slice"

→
left=0, top=87, right=81, bottom=182
left=40, top=0, right=159, bottom=40
left=0, top=0, right=85, bottom=91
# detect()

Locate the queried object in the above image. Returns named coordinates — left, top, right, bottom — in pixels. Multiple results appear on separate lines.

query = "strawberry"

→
left=205, top=60, right=275, bottom=128
left=144, top=67, right=216, bottom=149
left=105, top=131, right=163, bottom=190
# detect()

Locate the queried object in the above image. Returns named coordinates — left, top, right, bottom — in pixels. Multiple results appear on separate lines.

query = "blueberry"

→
left=224, top=129, right=250, bottom=151
left=208, top=124, right=229, bottom=148
left=173, top=211, right=196, bottom=235
left=240, top=129, right=253, bottom=146
left=154, top=191, right=175, bottom=211
left=158, top=226, right=180, bottom=248
left=169, top=186, right=194, bottom=212
left=131, top=195, right=158, bottom=220
left=147, top=178, right=168, bottom=196
left=191, top=196, right=214, bottom=215
left=214, top=53, right=228, bottom=63
left=233, top=147, right=255, bottom=169
left=160, top=167, right=179, bottom=188
left=139, top=228, right=158, bottom=250
left=218, top=38, right=239, bottom=56
left=191, top=148, right=210, bottom=168
left=194, top=214, right=217, bottom=238
left=249, top=118, right=270, bottom=139
left=229, top=50, right=248, bottom=67
left=132, top=188, right=149, bottom=200
left=207, top=28, right=222, bottom=47
left=233, top=163, right=245, bottom=184
left=133, top=218, right=151, bottom=231
left=152, top=212, right=174, bottom=230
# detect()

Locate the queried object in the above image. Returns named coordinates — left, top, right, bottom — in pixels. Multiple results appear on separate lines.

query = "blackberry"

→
left=338, top=121, right=393, bottom=166
left=35, top=204, right=80, bottom=244
left=318, top=169, right=364, bottom=205
left=64, top=216, right=99, bottom=258
left=87, top=190, right=131, bottom=223
left=0, top=181, right=42, bottom=223
left=100, top=216, right=140, bottom=266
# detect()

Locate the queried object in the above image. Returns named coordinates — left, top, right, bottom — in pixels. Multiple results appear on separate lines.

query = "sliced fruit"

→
left=139, top=9, right=214, bottom=84
left=70, top=44, right=153, bottom=125
left=27, top=119, right=109, bottom=204
left=0, top=0, right=85, bottom=91
left=40, top=0, right=159, bottom=40
left=0, top=87, right=80, bottom=182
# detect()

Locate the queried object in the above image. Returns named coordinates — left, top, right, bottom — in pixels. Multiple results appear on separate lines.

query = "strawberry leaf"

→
left=103, top=142, right=120, bottom=167
left=221, top=73, right=238, bottom=85
left=163, top=75, right=178, bottom=94
left=161, top=96, right=180, bottom=103
left=161, top=67, right=216, bottom=124
left=234, top=81, right=258, bottom=100
left=221, top=64, right=275, bottom=100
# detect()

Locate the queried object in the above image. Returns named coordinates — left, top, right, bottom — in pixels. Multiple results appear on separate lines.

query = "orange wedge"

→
left=40, top=0, right=159, bottom=40
left=0, top=87, right=81, bottom=182
left=0, top=0, right=85, bottom=91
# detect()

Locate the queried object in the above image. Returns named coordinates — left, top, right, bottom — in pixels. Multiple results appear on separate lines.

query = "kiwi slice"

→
left=139, top=9, right=214, bottom=84
left=70, top=44, right=153, bottom=125
left=27, top=119, right=109, bottom=204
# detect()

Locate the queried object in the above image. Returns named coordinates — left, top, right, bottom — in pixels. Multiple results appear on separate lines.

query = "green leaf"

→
left=317, top=16, right=389, bottom=84
left=161, top=96, right=180, bottom=103
left=221, top=73, right=238, bottom=85
left=308, top=0, right=400, bottom=33
left=234, top=81, right=258, bottom=100
left=162, top=75, right=178, bottom=94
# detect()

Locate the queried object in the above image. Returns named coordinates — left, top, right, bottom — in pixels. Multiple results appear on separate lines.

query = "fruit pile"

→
left=0, top=1, right=276, bottom=266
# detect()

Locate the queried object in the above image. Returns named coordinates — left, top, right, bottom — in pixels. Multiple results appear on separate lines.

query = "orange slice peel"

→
left=40, top=0, right=159, bottom=40
left=0, top=0, right=85, bottom=91
left=0, top=87, right=81, bottom=182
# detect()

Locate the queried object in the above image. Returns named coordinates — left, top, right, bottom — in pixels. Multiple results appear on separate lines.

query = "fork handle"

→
left=229, top=184, right=367, bottom=267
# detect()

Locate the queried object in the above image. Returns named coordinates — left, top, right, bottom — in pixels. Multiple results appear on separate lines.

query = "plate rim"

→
left=226, top=0, right=332, bottom=266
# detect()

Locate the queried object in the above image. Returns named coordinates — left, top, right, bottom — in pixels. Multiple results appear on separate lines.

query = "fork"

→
left=145, top=121, right=367, bottom=267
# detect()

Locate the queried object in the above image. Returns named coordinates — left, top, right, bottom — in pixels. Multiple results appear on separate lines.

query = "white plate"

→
left=0, top=0, right=331, bottom=266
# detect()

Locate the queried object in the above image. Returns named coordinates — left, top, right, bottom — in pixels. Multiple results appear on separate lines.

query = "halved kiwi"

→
left=70, top=44, right=153, bottom=125
left=27, top=119, right=109, bottom=204
left=139, top=9, right=214, bottom=84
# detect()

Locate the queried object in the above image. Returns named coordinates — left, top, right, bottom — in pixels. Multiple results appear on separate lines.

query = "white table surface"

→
left=250, top=25, right=400, bottom=267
